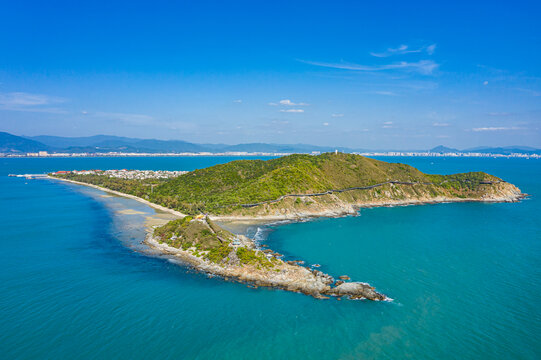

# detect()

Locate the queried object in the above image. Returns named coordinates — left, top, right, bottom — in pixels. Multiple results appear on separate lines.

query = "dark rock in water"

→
left=338, top=275, right=350, bottom=280
left=311, top=269, right=324, bottom=277
left=261, top=244, right=269, bottom=247
left=329, top=282, right=385, bottom=301
left=312, top=264, right=321, bottom=268
left=314, top=293, right=330, bottom=300
left=335, top=280, right=344, bottom=286
left=288, top=259, right=305, bottom=265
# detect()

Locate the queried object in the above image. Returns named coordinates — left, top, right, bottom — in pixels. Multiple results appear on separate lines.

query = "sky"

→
left=0, top=0, right=540, bottom=150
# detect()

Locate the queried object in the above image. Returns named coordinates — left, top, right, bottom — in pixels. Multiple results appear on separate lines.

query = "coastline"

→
left=211, top=188, right=525, bottom=222
left=49, top=175, right=525, bottom=223
left=142, top=231, right=388, bottom=301
left=47, top=174, right=524, bottom=301
left=48, top=176, right=389, bottom=300
left=48, top=176, right=186, bottom=218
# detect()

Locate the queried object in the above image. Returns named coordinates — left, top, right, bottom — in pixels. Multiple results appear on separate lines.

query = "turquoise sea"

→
left=1, top=156, right=540, bottom=359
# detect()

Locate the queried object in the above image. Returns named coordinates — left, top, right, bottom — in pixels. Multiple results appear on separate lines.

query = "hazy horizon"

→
left=4, top=131, right=539, bottom=152
left=1, top=1, right=540, bottom=149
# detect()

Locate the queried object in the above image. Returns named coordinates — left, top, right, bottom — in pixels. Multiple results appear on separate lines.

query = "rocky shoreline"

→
left=49, top=174, right=524, bottom=301
left=143, top=232, right=387, bottom=301
left=212, top=181, right=525, bottom=222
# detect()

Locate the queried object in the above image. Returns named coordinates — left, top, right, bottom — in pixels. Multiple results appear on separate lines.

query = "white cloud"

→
left=1, top=92, right=50, bottom=106
left=483, top=81, right=489, bottom=85
left=0, top=92, right=67, bottom=113
left=233, top=99, right=242, bottom=103
left=384, top=121, right=393, bottom=125
left=280, top=99, right=294, bottom=106
left=331, top=113, right=344, bottom=117
left=426, top=44, right=437, bottom=55
left=370, top=43, right=437, bottom=57
left=302, top=59, right=439, bottom=75
left=472, top=126, right=523, bottom=132
left=433, top=122, right=449, bottom=127
left=278, top=99, right=309, bottom=106
left=270, top=99, right=309, bottom=111
left=371, top=44, right=408, bottom=57
left=280, top=109, right=304, bottom=113
left=323, top=122, right=329, bottom=126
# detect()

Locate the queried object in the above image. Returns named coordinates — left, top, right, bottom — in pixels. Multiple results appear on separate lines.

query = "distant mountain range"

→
left=0, top=132, right=53, bottom=153
left=1, top=131, right=539, bottom=155
left=429, top=145, right=541, bottom=155
left=1, top=132, right=356, bottom=154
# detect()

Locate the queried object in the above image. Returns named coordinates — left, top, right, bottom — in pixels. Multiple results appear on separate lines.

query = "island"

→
left=49, top=152, right=524, bottom=300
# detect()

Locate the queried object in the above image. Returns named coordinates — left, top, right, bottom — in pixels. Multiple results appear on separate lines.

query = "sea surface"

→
left=1, top=156, right=540, bottom=359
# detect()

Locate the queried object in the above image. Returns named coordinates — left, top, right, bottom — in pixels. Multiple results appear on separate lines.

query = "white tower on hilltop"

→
left=335, top=149, right=338, bottom=154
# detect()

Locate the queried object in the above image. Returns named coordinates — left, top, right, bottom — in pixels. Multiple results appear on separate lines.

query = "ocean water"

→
left=1, top=156, right=539, bottom=359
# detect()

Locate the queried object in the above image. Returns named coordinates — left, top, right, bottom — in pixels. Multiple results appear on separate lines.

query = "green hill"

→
left=153, top=153, right=427, bottom=209
left=53, top=152, right=521, bottom=216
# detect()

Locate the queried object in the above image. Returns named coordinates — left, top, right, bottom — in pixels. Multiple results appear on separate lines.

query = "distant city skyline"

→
left=1, top=0, right=540, bottom=149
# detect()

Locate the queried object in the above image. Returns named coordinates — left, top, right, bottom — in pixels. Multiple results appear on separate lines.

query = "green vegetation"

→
left=236, top=247, right=275, bottom=269
left=52, top=174, right=165, bottom=200
left=425, top=172, right=499, bottom=191
left=151, top=215, right=276, bottom=267
left=153, top=216, right=232, bottom=252
left=205, top=244, right=232, bottom=263
left=52, top=152, right=503, bottom=215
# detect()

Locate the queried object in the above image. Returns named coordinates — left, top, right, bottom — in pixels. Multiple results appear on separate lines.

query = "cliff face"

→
left=213, top=179, right=524, bottom=220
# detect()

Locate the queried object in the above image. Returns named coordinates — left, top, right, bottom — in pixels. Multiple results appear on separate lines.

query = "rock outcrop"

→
left=144, top=232, right=388, bottom=301
left=329, top=282, right=386, bottom=301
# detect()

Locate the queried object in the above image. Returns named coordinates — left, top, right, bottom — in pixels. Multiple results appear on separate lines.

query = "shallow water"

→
left=1, top=156, right=540, bottom=359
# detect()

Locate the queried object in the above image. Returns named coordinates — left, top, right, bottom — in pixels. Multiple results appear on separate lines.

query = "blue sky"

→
left=1, top=0, right=540, bottom=149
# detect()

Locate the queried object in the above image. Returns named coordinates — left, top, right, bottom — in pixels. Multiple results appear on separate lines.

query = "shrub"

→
left=205, top=245, right=231, bottom=263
